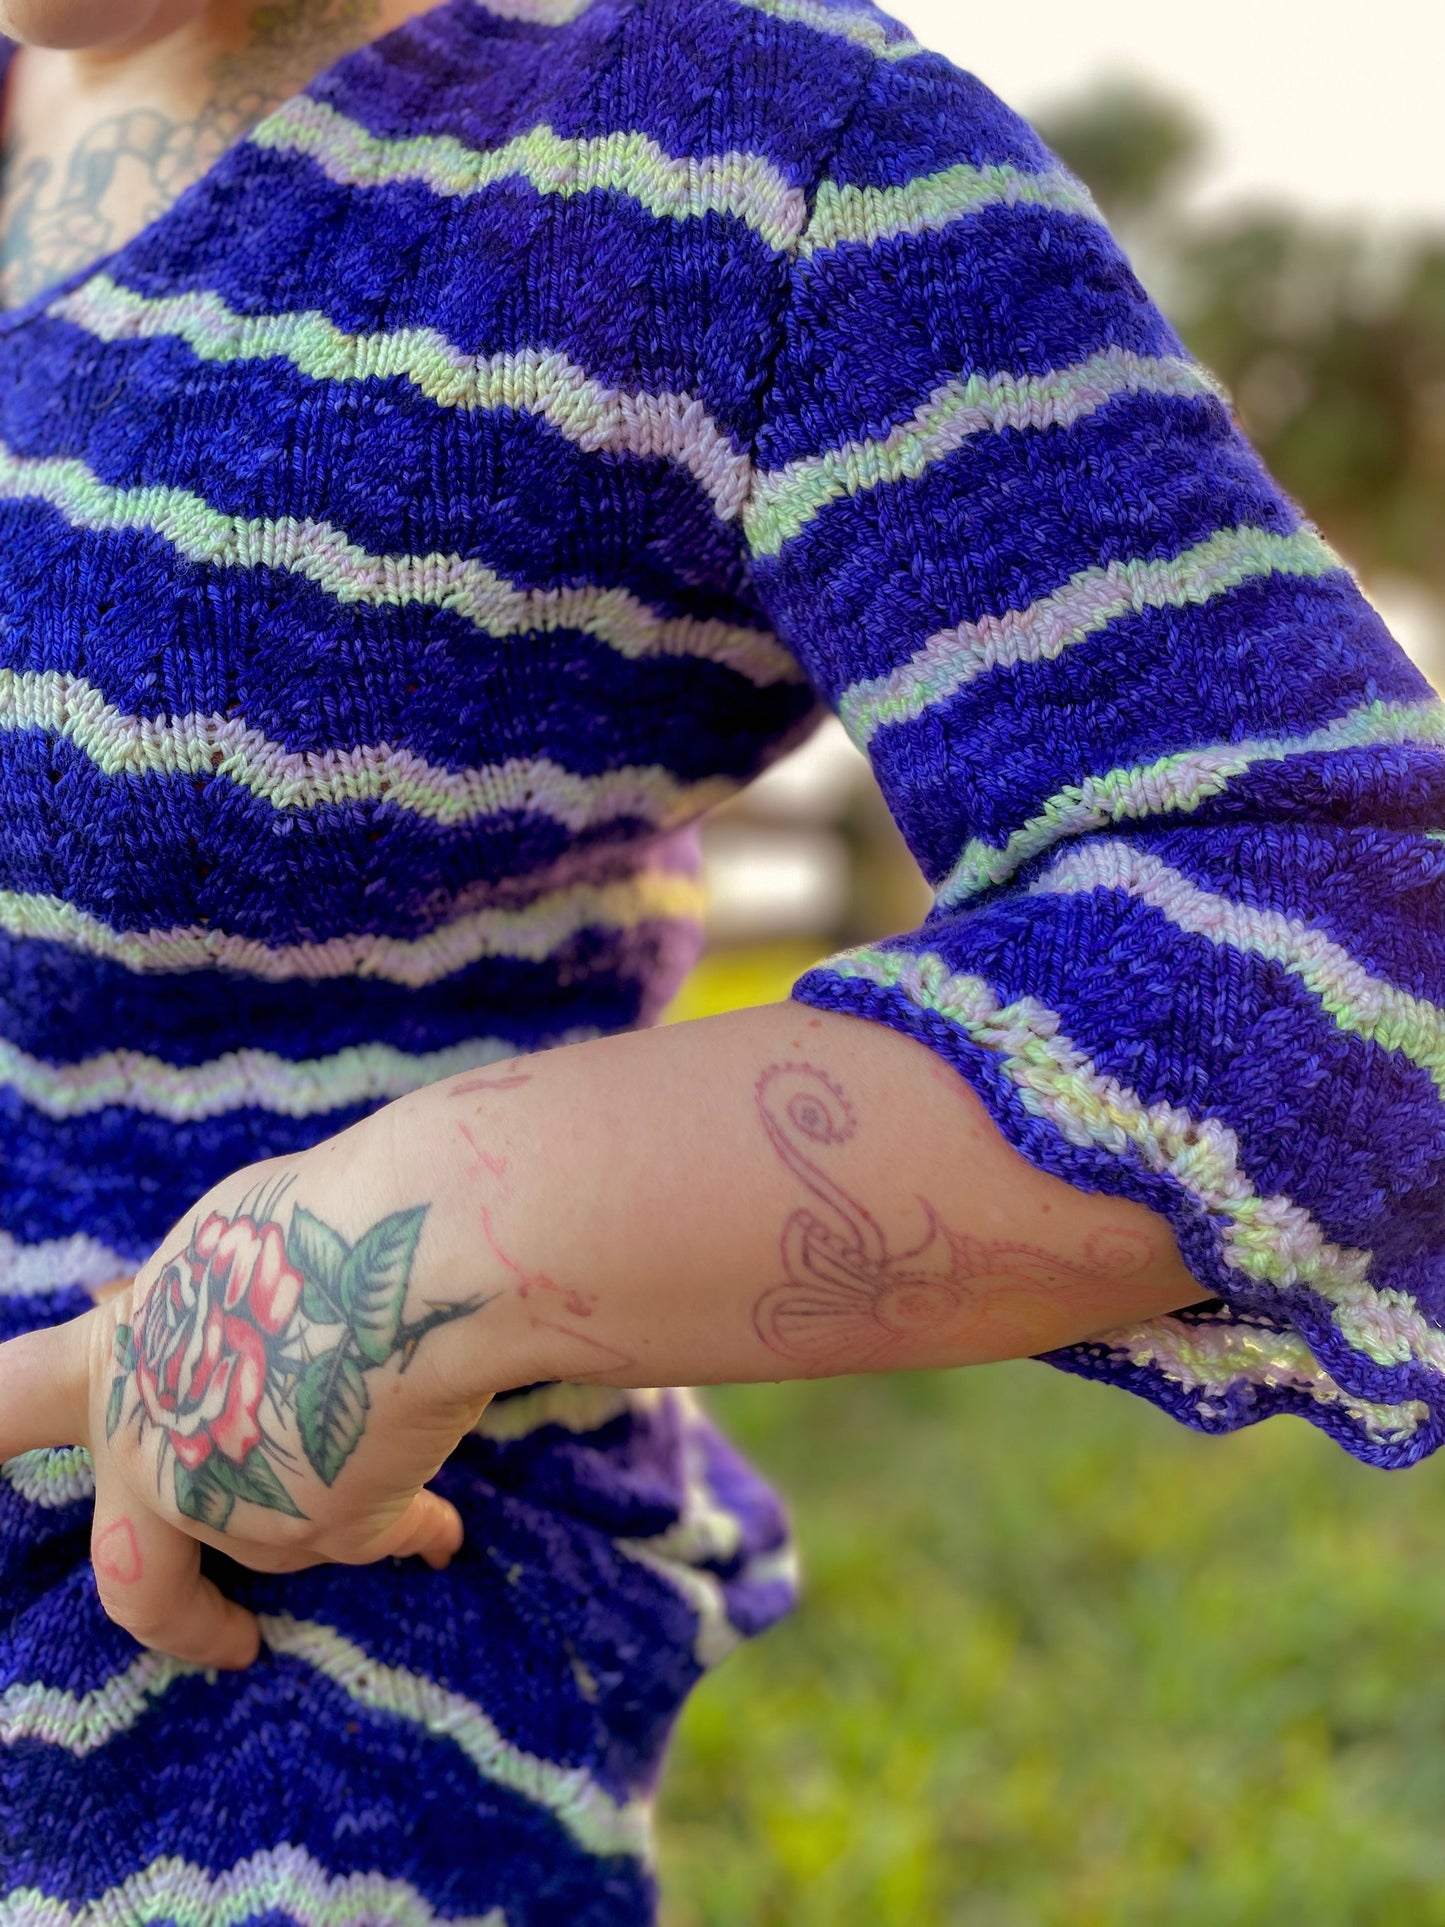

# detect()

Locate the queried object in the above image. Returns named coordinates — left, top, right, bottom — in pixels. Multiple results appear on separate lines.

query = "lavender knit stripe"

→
left=0, top=1848, right=508, bottom=1927
left=813, top=945, right=1445, bottom=1381
left=936, top=695, right=1445, bottom=907
left=250, top=95, right=811, bottom=252
left=0, top=1615, right=650, bottom=1859
left=1091, top=1315, right=1429, bottom=1445
left=0, top=871, right=705, bottom=987
left=52, top=276, right=754, bottom=520
left=0, top=1031, right=595, bottom=1123
left=0, top=667, right=737, bottom=830
left=1030, top=841, right=1445, bottom=1096
left=838, top=524, right=1345, bottom=747
left=0, top=1229, right=135, bottom=1297
left=0, top=447, right=801, bottom=689
left=1, top=1446, right=97, bottom=1509
left=743, top=347, right=1222, bottom=555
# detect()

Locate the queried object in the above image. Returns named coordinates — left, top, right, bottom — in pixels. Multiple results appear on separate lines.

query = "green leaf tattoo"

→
left=297, top=1347, right=371, bottom=1487
left=338, top=1208, right=426, bottom=1366
left=107, top=1186, right=489, bottom=1534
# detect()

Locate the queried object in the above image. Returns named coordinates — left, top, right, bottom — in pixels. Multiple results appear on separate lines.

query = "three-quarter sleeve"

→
left=739, top=34, right=1445, bottom=1465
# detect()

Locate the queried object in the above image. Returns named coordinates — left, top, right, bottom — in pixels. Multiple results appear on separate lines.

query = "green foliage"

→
left=660, top=1365, right=1445, bottom=1926
left=290, top=1206, right=350, bottom=1322
left=297, top=1346, right=370, bottom=1486
left=172, top=1456, right=234, bottom=1532
left=207, top=1446, right=304, bottom=1517
left=1036, top=80, right=1206, bottom=223
left=338, top=1208, right=426, bottom=1365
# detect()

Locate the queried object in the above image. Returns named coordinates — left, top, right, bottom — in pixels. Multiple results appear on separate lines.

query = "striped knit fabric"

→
left=2, top=0, right=1443, bottom=1916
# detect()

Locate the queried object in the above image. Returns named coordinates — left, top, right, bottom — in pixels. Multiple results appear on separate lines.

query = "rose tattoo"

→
left=108, top=1183, right=482, bottom=1532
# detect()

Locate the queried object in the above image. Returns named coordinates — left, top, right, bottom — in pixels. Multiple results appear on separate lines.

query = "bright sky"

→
left=893, top=1, right=1445, bottom=231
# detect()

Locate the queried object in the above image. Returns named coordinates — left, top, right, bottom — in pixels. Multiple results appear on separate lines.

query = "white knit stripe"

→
left=50, top=278, right=755, bottom=523
left=0, top=666, right=738, bottom=832
left=0, top=445, right=801, bottom=690
left=0, top=1616, right=650, bottom=1860
left=742, top=347, right=1223, bottom=556
left=474, top=0, right=593, bottom=19
left=0, top=1230, right=136, bottom=1298
left=728, top=0, right=923, bottom=59
left=0, top=869, right=705, bottom=988
left=837, top=524, right=1344, bottom=747
left=816, top=945, right=1445, bottom=1384
left=1029, top=841, right=1445, bottom=1097
left=1091, top=1313, right=1429, bottom=1445
left=0, top=1030, right=595, bottom=1123
left=250, top=95, right=810, bottom=254
left=0, top=1846, right=507, bottom=1927
left=1, top=1447, right=96, bottom=1509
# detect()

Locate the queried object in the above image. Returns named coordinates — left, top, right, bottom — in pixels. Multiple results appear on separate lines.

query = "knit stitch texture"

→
left=2, top=0, right=1444, bottom=1917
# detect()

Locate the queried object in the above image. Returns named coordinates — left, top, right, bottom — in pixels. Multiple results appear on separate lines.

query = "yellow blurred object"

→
left=662, top=941, right=828, bottom=1023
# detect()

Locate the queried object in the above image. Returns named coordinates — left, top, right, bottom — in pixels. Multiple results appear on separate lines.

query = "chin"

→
left=0, top=0, right=169, bottom=48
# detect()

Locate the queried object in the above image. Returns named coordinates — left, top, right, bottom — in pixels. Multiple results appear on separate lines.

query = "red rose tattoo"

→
left=107, top=1182, right=484, bottom=1532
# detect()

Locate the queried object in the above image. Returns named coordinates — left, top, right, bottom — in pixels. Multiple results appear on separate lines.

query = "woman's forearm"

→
left=337, top=1000, right=1212, bottom=1403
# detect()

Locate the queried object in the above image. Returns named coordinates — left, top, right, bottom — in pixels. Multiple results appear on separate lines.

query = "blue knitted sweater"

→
left=3, top=0, right=1445, bottom=1918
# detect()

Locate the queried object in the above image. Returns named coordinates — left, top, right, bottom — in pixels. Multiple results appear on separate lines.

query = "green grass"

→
left=657, top=1364, right=1445, bottom=1926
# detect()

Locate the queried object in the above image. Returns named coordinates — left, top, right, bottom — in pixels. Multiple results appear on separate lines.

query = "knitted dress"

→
left=3, top=0, right=1445, bottom=1918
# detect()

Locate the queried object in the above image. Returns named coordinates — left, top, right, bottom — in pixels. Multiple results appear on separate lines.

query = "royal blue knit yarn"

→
left=3, top=0, right=1444, bottom=1917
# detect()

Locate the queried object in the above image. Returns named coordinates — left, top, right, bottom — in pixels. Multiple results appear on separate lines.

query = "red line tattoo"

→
left=750, top=1063, right=1155, bottom=1370
left=94, top=1516, right=143, bottom=1585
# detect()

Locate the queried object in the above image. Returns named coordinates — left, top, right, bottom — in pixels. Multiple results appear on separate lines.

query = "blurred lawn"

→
left=657, top=951, right=1445, bottom=1926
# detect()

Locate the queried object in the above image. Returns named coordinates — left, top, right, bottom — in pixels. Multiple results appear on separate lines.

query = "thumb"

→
left=341, top=1488, right=465, bottom=1573
left=0, top=1312, right=95, bottom=1460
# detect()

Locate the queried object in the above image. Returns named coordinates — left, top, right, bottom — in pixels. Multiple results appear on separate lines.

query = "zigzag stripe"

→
left=0, top=1030, right=584, bottom=1122
left=799, top=156, right=1100, bottom=260
left=743, top=348, right=1222, bottom=555
left=0, top=1613, right=650, bottom=1858
left=838, top=524, right=1344, bottom=747
left=729, top=0, right=923, bottom=59
left=936, top=696, right=1445, bottom=907
left=0, top=1229, right=136, bottom=1297
left=51, top=276, right=755, bottom=522
left=1030, top=842, right=1445, bottom=1097
left=1092, top=1314, right=1429, bottom=1446
left=0, top=666, right=737, bottom=831
left=251, top=94, right=809, bottom=253
left=1, top=1446, right=96, bottom=1509
left=0, top=870, right=706, bottom=987
left=472, top=1382, right=662, bottom=1441
left=813, top=944, right=1445, bottom=1382
left=0, top=1848, right=505, bottom=1927
left=477, top=0, right=594, bottom=19
left=0, top=446, right=801, bottom=690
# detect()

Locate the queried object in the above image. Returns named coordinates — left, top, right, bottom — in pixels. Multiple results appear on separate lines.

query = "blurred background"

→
left=657, top=4, right=1445, bottom=1922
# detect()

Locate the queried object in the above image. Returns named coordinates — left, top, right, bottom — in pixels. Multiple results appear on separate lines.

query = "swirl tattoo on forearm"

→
left=750, top=1063, right=1154, bottom=1370
left=106, top=1176, right=484, bottom=1532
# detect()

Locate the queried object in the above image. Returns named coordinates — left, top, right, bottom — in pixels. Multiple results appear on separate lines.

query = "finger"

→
left=91, top=1464, right=260, bottom=1670
left=343, top=1489, right=464, bottom=1571
left=0, top=1314, right=93, bottom=1460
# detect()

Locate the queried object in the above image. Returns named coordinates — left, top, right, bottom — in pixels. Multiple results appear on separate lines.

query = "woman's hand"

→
left=0, top=1145, right=498, bottom=1670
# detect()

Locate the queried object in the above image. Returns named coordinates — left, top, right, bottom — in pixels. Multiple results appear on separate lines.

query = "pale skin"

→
left=0, top=0, right=1215, bottom=1668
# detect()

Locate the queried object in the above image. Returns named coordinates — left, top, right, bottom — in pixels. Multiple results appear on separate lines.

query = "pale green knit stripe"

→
left=813, top=945, right=1445, bottom=1380
left=478, top=0, right=593, bottom=19
left=799, top=156, right=1100, bottom=260
left=0, top=665, right=738, bottom=830
left=0, top=1847, right=506, bottom=1927
left=0, top=1614, right=648, bottom=1859
left=744, top=348, right=1221, bottom=556
left=473, top=1383, right=663, bottom=1442
left=250, top=94, right=809, bottom=252
left=0, top=446, right=801, bottom=690
left=937, top=695, right=1445, bottom=908
left=729, top=0, right=923, bottom=59
left=1030, top=841, right=1445, bottom=1097
left=1095, top=1315, right=1429, bottom=1445
left=258, top=1614, right=652, bottom=1859
left=0, top=1030, right=593, bottom=1123
left=52, top=276, right=755, bottom=521
left=839, top=524, right=1345, bottom=747
left=0, top=870, right=706, bottom=988
left=1, top=1446, right=96, bottom=1509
